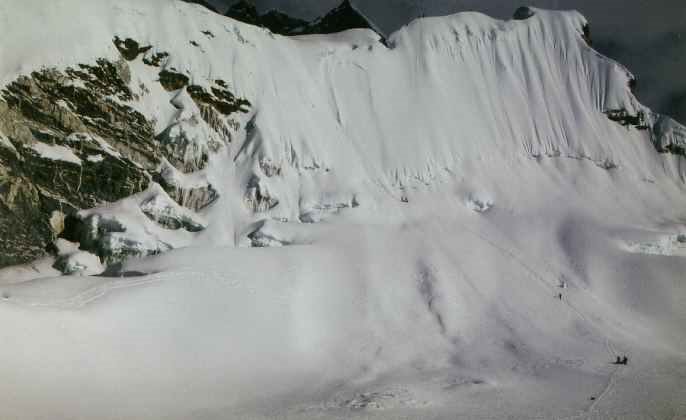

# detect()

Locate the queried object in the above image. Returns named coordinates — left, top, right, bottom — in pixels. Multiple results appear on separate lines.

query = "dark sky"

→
left=209, top=0, right=686, bottom=123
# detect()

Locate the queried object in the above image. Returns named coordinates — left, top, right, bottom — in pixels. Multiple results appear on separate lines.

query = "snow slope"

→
left=1, top=0, right=686, bottom=419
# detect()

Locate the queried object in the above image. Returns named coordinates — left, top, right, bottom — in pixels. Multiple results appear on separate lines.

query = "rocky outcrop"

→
left=62, top=211, right=172, bottom=266
left=187, top=81, right=251, bottom=117
left=113, top=37, right=152, bottom=61
left=155, top=160, right=219, bottom=211
left=0, top=61, right=156, bottom=267
left=652, top=114, right=686, bottom=157
left=61, top=187, right=206, bottom=266
left=140, top=194, right=207, bottom=232
left=155, top=72, right=248, bottom=173
left=0, top=153, right=51, bottom=267
left=0, top=41, right=246, bottom=268
left=159, top=70, right=190, bottom=91
left=0, top=48, right=237, bottom=269
left=156, top=117, right=218, bottom=173
left=52, top=239, right=104, bottom=276
left=605, top=109, right=649, bottom=130
left=2, top=62, right=159, bottom=166
left=244, top=175, right=279, bottom=212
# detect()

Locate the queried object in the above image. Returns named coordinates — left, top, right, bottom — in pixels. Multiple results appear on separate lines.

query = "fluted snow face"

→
left=2, top=2, right=679, bottom=179
left=2, top=0, right=685, bottom=259
left=2, top=0, right=684, bottom=261
left=252, top=8, right=658, bottom=177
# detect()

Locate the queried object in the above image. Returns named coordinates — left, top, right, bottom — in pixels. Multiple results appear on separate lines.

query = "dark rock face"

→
left=513, top=7, right=535, bottom=21
left=162, top=180, right=219, bottom=212
left=143, top=51, right=170, bottom=67
left=0, top=62, right=156, bottom=267
left=0, top=150, right=52, bottom=267
left=113, top=37, right=152, bottom=61
left=0, top=33, right=251, bottom=269
left=187, top=83, right=251, bottom=117
left=159, top=70, right=190, bottom=91
left=155, top=166, right=219, bottom=212
left=2, top=63, right=159, bottom=167
left=582, top=24, right=592, bottom=46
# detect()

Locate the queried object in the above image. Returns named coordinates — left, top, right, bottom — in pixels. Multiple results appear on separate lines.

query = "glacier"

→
left=0, top=0, right=685, bottom=419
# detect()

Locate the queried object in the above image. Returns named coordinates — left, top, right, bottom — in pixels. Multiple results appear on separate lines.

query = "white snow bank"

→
left=74, top=184, right=203, bottom=261
left=28, top=142, right=82, bottom=165
left=0, top=257, right=60, bottom=285
left=86, top=154, right=105, bottom=163
left=66, top=132, right=122, bottom=159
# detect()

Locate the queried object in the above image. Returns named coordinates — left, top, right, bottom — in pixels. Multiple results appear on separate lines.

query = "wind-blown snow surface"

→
left=1, top=1, right=686, bottom=419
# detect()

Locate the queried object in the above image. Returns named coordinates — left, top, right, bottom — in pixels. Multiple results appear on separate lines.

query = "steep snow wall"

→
left=2, top=1, right=682, bottom=176
left=2, top=0, right=685, bottom=263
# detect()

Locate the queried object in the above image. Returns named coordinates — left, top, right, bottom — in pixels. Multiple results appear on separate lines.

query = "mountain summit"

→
left=225, top=0, right=383, bottom=38
left=223, top=0, right=261, bottom=26
left=304, top=0, right=381, bottom=35
left=225, top=0, right=307, bottom=34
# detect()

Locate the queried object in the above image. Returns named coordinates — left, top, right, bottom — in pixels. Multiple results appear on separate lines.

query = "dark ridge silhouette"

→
left=224, top=0, right=385, bottom=43
left=258, top=9, right=308, bottom=35
left=224, top=0, right=261, bottom=26
left=303, top=0, right=378, bottom=35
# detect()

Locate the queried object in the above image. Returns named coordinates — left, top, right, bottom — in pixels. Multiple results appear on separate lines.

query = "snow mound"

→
left=28, top=142, right=82, bottom=165
left=62, top=185, right=205, bottom=266
left=53, top=239, right=105, bottom=276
